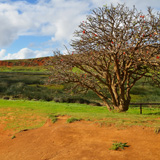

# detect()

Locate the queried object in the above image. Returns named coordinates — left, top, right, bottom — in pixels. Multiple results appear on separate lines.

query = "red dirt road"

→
left=0, top=116, right=160, bottom=160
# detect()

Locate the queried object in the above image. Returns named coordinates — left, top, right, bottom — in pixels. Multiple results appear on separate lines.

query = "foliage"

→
left=0, top=71, right=159, bottom=104
left=48, top=3, right=160, bottom=112
left=130, top=78, right=160, bottom=102
left=11, top=135, right=16, bottom=139
left=0, top=72, right=54, bottom=101
left=0, top=71, right=105, bottom=103
left=109, top=141, right=129, bottom=150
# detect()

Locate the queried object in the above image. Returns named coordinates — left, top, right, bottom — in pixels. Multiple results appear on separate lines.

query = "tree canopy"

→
left=48, top=3, right=160, bottom=112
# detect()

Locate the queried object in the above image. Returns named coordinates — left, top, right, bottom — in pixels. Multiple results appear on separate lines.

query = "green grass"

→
left=67, top=117, right=82, bottom=123
left=48, top=114, right=58, bottom=123
left=0, top=99, right=160, bottom=133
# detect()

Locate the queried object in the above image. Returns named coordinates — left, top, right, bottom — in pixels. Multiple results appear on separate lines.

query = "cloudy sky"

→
left=0, top=0, right=159, bottom=60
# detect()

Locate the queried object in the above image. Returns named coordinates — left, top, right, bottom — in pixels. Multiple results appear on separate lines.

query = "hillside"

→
left=0, top=57, right=51, bottom=67
left=0, top=55, right=159, bottom=67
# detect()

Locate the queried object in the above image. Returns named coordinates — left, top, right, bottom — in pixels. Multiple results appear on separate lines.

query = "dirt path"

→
left=0, top=116, right=160, bottom=160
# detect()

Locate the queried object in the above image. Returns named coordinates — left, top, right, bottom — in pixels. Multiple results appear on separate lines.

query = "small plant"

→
left=109, top=141, right=129, bottom=150
left=11, top=135, right=16, bottom=139
left=48, top=114, right=58, bottom=123
left=154, top=127, right=160, bottom=134
left=67, top=117, right=82, bottom=123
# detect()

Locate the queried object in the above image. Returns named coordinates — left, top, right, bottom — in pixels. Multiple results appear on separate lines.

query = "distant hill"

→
left=0, top=55, right=159, bottom=67
left=0, top=57, right=51, bottom=67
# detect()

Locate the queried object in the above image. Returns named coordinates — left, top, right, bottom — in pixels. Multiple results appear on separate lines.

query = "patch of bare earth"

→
left=0, top=116, right=160, bottom=160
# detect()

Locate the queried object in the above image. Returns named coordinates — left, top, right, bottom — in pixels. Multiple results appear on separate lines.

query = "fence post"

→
left=140, top=104, right=142, bottom=114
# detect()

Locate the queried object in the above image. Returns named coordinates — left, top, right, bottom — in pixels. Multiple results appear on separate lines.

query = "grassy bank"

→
left=0, top=99, right=160, bottom=132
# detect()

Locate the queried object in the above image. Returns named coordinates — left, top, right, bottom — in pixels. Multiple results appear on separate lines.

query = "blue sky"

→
left=0, top=0, right=159, bottom=60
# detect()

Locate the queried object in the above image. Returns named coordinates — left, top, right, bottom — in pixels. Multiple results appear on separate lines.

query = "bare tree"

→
left=48, top=4, right=160, bottom=112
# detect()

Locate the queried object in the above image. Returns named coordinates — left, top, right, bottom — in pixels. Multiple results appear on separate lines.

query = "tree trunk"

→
left=113, top=99, right=130, bottom=112
left=102, top=99, right=112, bottom=111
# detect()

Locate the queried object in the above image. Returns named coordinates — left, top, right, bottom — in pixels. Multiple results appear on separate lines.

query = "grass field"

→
left=0, top=99, right=160, bottom=133
left=0, top=64, right=160, bottom=133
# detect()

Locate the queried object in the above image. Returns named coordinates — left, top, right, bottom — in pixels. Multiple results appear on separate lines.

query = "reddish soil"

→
left=0, top=57, right=50, bottom=67
left=0, top=116, right=160, bottom=160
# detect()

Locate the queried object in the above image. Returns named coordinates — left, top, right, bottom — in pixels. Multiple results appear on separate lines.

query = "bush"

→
left=0, top=82, right=8, bottom=92
left=53, top=97, right=61, bottom=102
left=23, top=85, right=53, bottom=101
left=53, top=97, right=91, bottom=104
left=5, top=82, right=25, bottom=96
left=3, top=96, right=10, bottom=100
left=109, top=141, right=129, bottom=150
left=89, top=102, right=102, bottom=106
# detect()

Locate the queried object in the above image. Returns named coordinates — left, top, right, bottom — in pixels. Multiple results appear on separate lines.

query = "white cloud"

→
left=3, top=48, right=33, bottom=60
left=0, top=0, right=159, bottom=60
left=0, top=49, right=6, bottom=59
left=0, top=0, right=159, bottom=40
left=90, top=0, right=160, bottom=12
left=2, top=48, right=51, bottom=60
left=90, top=0, right=120, bottom=7
left=122, top=0, right=160, bottom=10
left=0, top=0, right=91, bottom=48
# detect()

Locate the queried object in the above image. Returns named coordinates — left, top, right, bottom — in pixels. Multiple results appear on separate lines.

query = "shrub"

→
left=23, top=85, right=53, bottom=101
left=0, top=82, right=8, bottom=92
left=89, top=102, right=102, bottom=106
left=5, top=82, right=25, bottom=96
left=3, top=96, right=10, bottom=100
left=53, top=97, right=61, bottom=102
left=109, top=141, right=129, bottom=150
left=53, top=97, right=92, bottom=105
left=11, top=135, right=16, bottom=139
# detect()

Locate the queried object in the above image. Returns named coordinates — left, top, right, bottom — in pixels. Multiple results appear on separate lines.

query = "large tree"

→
left=48, top=4, right=160, bottom=112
